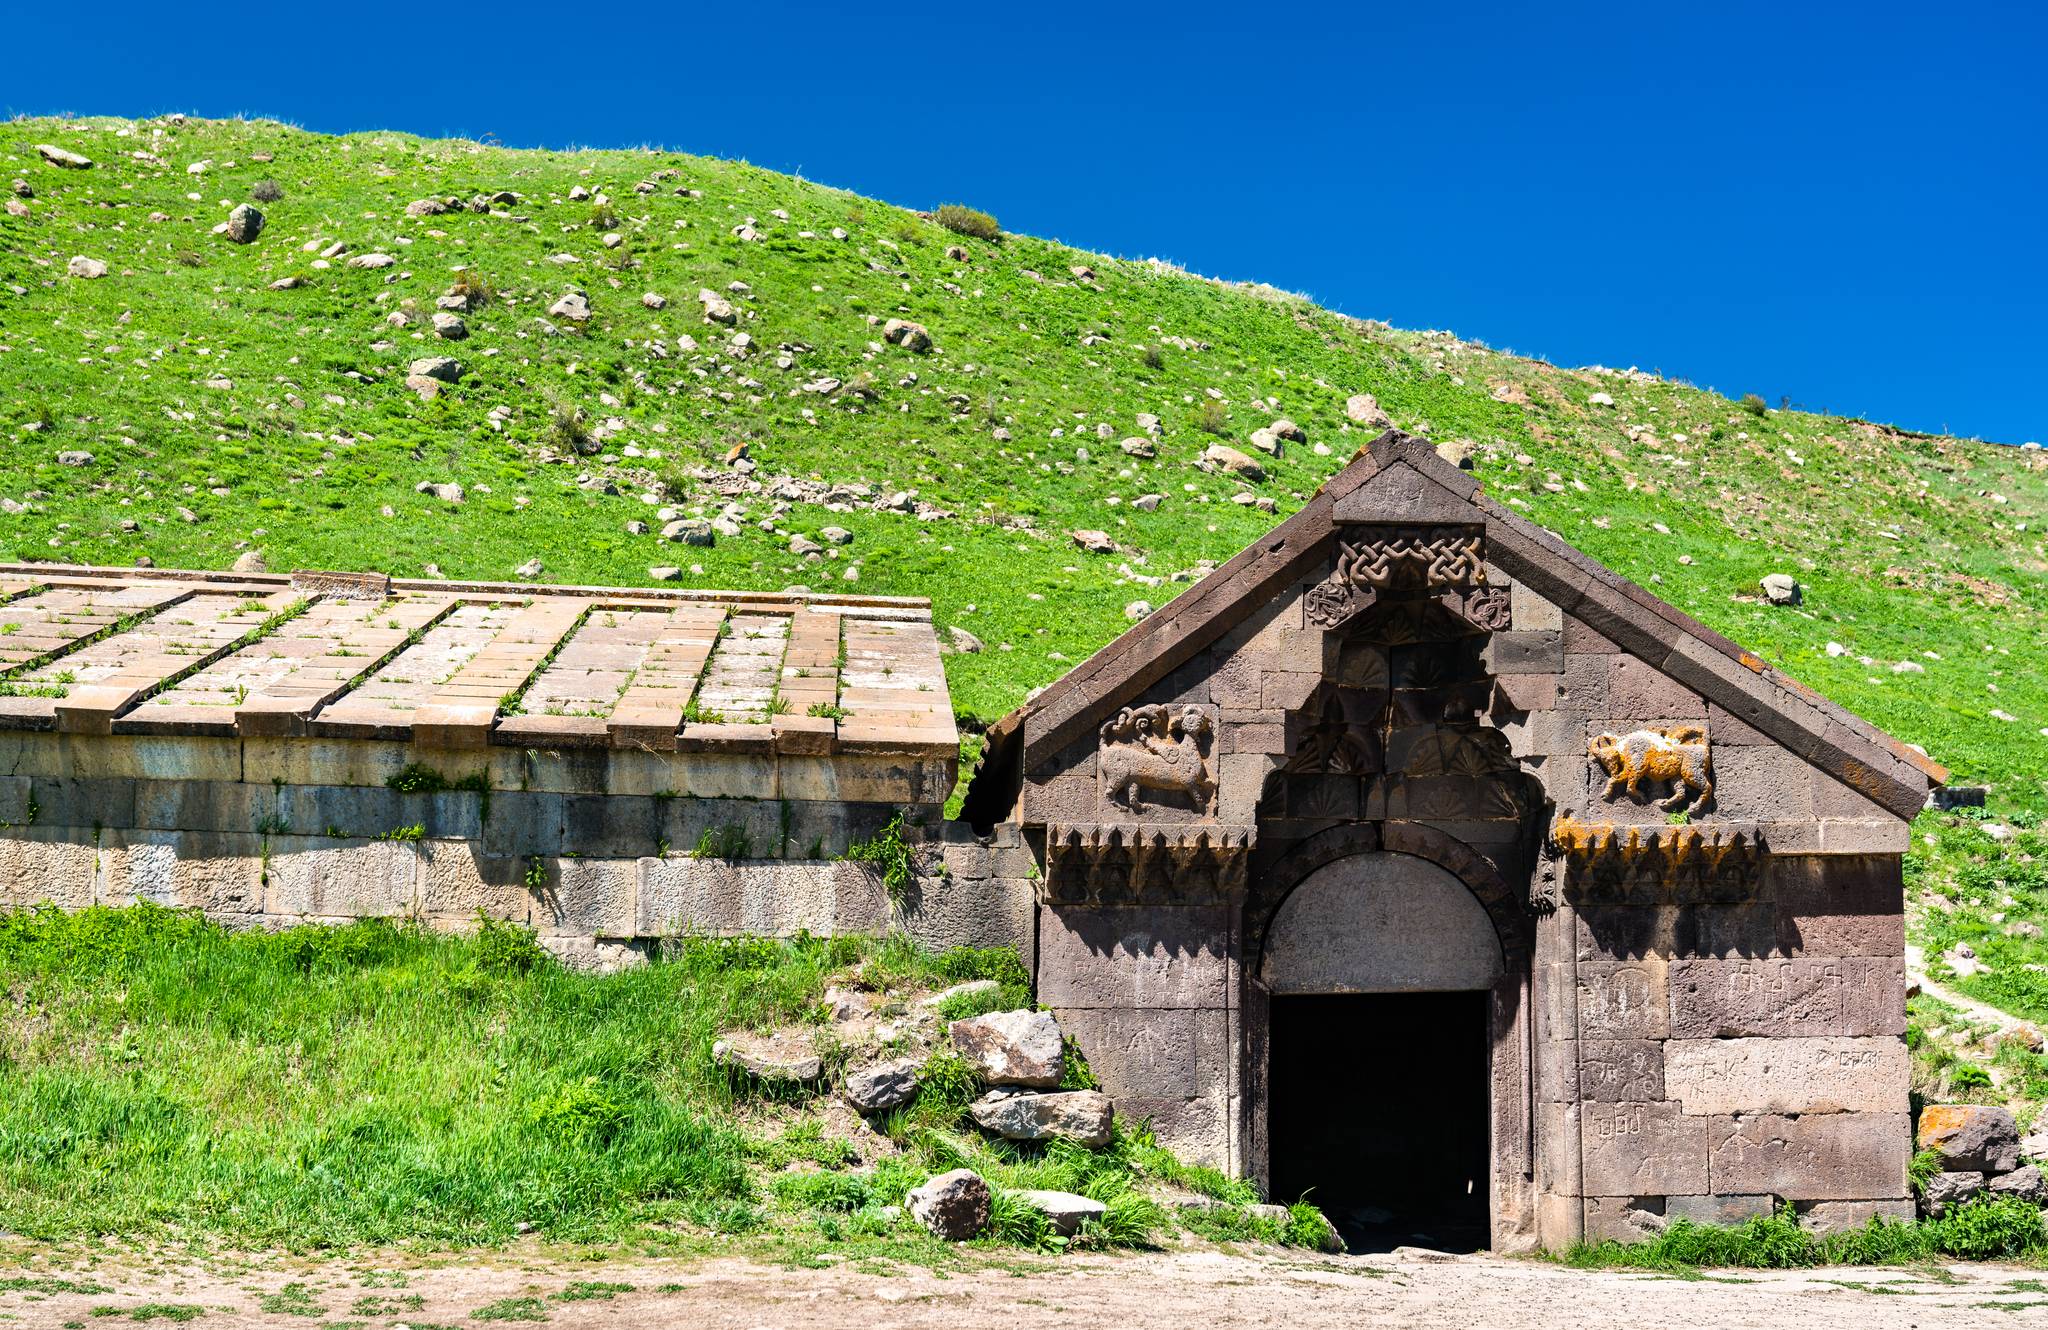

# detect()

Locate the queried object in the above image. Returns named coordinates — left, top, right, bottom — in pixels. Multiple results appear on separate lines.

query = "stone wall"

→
left=1537, top=853, right=1913, bottom=1244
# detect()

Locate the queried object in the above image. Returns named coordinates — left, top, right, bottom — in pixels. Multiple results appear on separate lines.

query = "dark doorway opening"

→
left=1269, top=991, right=1490, bottom=1253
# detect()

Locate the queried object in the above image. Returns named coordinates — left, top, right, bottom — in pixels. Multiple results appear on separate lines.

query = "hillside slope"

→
left=1, top=123, right=2044, bottom=792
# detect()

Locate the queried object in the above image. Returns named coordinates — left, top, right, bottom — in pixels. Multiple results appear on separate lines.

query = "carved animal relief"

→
left=1589, top=725, right=1713, bottom=812
left=1098, top=704, right=1216, bottom=815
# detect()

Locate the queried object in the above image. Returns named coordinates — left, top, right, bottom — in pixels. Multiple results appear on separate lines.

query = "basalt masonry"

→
left=961, top=431, right=1944, bottom=1252
left=0, top=567, right=975, bottom=966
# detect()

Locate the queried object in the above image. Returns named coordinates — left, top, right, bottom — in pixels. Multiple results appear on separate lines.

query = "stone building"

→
left=959, top=431, right=1944, bottom=1251
left=0, top=431, right=1945, bottom=1252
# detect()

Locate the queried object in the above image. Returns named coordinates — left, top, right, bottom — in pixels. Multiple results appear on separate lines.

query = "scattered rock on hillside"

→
left=1119, top=436, right=1156, bottom=459
left=819, top=526, right=853, bottom=546
left=1919, top=1103, right=2020, bottom=1172
left=268, top=276, right=301, bottom=290
left=641, top=291, right=667, bottom=309
left=415, top=481, right=465, bottom=504
left=224, top=203, right=264, bottom=243
left=36, top=144, right=92, bottom=169
left=649, top=565, right=681, bottom=581
left=950, top=1009, right=1062, bottom=1087
left=232, top=551, right=266, bottom=574
left=713, top=1033, right=823, bottom=1084
left=1071, top=529, right=1114, bottom=554
left=1345, top=393, right=1394, bottom=429
left=1014, top=1189, right=1107, bottom=1236
left=1269, top=418, right=1306, bottom=443
left=919, top=978, right=998, bottom=1009
left=907, top=1169, right=990, bottom=1241
left=1437, top=438, right=1480, bottom=470
left=698, top=288, right=737, bottom=324
left=883, top=319, right=933, bottom=353
left=1125, top=600, right=1153, bottom=621
left=945, top=626, right=984, bottom=655
left=431, top=313, right=468, bottom=340
left=843, top=1057, right=922, bottom=1112
left=1992, top=1165, right=2048, bottom=1204
left=549, top=290, right=591, bottom=321
left=944, top=244, right=969, bottom=261
left=347, top=253, right=396, bottom=269
left=1588, top=391, right=1616, bottom=407
left=969, top=1088, right=1114, bottom=1147
left=405, top=197, right=451, bottom=217
left=1760, top=573, right=1801, bottom=606
left=1247, top=426, right=1285, bottom=456
left=662, top=518, right=715, bottom=546
left=514, top=559, right=544, bottom=579
left=67, top=256, right=108, bottom=279
left=409, top=356, right=463, bottom=384
left=56, top=450, right=93, bottom=466
left=1201, top=443, right=1264, bottom=481
left=1132, top=493, right=1163, bottom=512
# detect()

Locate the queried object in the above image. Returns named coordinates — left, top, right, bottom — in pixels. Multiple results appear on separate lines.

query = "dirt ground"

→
left=6, top=1243, right=2047, bottom=1329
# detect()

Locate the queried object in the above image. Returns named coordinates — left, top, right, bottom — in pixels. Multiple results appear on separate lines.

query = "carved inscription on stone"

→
left=1098, top=704, right=1215, bottom=815
left=1668, top=956, right=1907, bottom=1039
left=1589, top=725, right=1713, bottom=812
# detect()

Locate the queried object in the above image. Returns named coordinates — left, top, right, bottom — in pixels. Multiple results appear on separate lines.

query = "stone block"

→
left=1582, top=1195, right=1667, bottom=1245
left=1767, top=856, right=1904, bottom=958
left=1705, top=702, right=1770, bottom=746
left=1819, top=820, right=1910, bottom=854
left=1708, top=1112, right=1911, bottom=1200
left=560, top=794, right=663, bottom=858
left=103, top=829, right=262, bottom=914
left=1484, top=631, right=1563, bottom=675
left=480, top=791, right=565, bottom=858
left=276, top=784, right=407, bottom=841
left=1576, top=958, right=1670, bottom=1040
left=417, top=839, right=533, bottom=925
left=537, top=856, right=639, bottom=936
left=1036, top=904, right=1234, bottom=1009
left=0, top=775, right=28, bottom=825
left=1053, top=1006, right=1227, bottom=1101
left=1606, top=657, right=1706, bottom=721
left=63, top=734, right=240, bottom=783
left=1669, top=956, right=1906, bottom=1038
left=1511, top=579, right=1564, bottom=632
left=1576, top=904, right=1693, bottom=962
left=0, top=828, right=99, bottom=909
left=1537, top=1101, right=1583, bottom=1195
left=1664, top=1193, right=1778, bottom=1225
left=1581, top=1102, right=1709, bottom=1196
left=264, top=838, right=419, bottom=918
left=132, top=779, right=271, bottom=834
left=1122, top=1091, right=1229, bottom=1169
left=34, top=776, right=140, bottom=831
left=1664, top=1037, right=1908, bottom=1115
left=1538, top=1037, right=1579, bottom=1102
left=245, top=737, right=414, bottom=789
left=1712, top=746, right=1817, bottom=821
left=1578, top=1040, right=1666, bottom=1102
left=902, top=869, right=1034, bottom=955
left=1796, top=1198, right=1916, bottom=1233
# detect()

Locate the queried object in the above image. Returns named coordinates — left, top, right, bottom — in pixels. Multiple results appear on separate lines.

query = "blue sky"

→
left=10, top=1, right=2044, bottom=443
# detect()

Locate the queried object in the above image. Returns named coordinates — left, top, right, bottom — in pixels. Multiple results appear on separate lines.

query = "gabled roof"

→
left=993, top=431, right=1943, bottom=822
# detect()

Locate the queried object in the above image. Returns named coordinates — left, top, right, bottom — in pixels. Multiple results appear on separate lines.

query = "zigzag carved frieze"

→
left=1041, top=822, right=1253, bottom=907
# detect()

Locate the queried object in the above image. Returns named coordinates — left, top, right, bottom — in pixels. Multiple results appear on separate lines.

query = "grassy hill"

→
left=3, top=114, right=2048, bottom=1101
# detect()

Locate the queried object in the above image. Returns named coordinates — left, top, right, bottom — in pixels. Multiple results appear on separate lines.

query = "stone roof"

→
left=992, top=431, right=1945, bottom=822
left=0, top=565, right=955, bottom=757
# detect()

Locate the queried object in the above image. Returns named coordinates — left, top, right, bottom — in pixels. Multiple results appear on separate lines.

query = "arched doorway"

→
left=1261, top=850, right=1507, bottom=1252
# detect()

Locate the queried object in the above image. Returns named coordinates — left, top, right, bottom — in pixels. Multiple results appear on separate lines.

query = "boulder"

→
left=231, top=551, right=266, bottom=574
left=969, top=1089, right=1113, bottom=1146
left=1132, top=493, right=1163, bottom=511
left=67, top=256, right=108, bottom=279
left=1247, top=427, right=1284, bottom=456
left=347, top=253, right=397, bottom=269
left=1071, top=529, right=1114, bottom=554
left=907, top=1169, right=990, bottom=1240
left=415, top=481, right=465, bottom=505
left=225, top=203, right=264, bottom=244
left=1119, top=436, right=1157, bottom=459
left=819, top=526, right=853, bottom=546
left=409, top=356, right=463, bottom=384
left=950, top=1009, right=1063, bottom=1087
left=431, top=313, right=468, bottom=340
left=945, top=626, right=984, bottom=655
left=1760, top=573, right=1802, bottom=606
left=36, top=144, right=92, bottom=169
left=1921, top=1170, right=1985, bottom=1216
left=549, top=290, right=591, bottom=321
left=919, top=978, right=999, bottom=1009
left=662, top=518, right=716, bottom=546
left=1200, top=444, right=1264, bottom=481
left=1991, top=1164, right=2048, bottom=1204
left=642, top=291, right=667, bottom=309
left=1013, top=1189, right=1107, bottom=1237
left=843, top=1057, right=922, bottom=1113
left=1269, top=418, right=1306, bottom=443
left=1124, top=600, right=1153, bottom=621
left=698, top=288, right=738, bottom=324
left=1345, top=393, right=1394, bottom=429
left=1588, top=391, right=1616, bottom=407
left=1919, top=1103, right=2020, bottom=1173
left=1436, top=438, right=1480, bottom=470
left=649, top=566, right=681, bottom=582
left=712, top=1034, right=822, bottom=1084
left=883, top=319, right=933, bottom=352
left=55, top=451, right=93, bottom=466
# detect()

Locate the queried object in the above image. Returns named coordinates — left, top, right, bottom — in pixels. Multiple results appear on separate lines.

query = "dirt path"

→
left=7, top=1245, right=2046, bottom=1329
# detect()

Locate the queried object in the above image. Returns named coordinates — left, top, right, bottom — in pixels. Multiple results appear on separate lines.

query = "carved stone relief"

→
left=1042, top=823, right=1251, bottom=906
left=1589, top=725, right=1713, bottom=813
left=1098, top=704, right=1216, bottom=815
left=1551, top=815, right=1761, bottom=903
left=1304, top=527, right=1497, bottom=632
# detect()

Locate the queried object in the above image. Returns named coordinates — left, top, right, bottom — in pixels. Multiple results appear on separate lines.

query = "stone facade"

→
left=0, top=571, right=1003, bottom=963
left=964, top=432, right=1942, bottom=1251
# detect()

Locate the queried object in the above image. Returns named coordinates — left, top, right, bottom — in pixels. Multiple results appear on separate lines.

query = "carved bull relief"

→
left=1589, top=725, right=1713, bottom=813
left=1098, top=704, right=1216, bottom=816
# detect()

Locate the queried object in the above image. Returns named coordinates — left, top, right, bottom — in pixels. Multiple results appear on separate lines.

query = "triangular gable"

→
left=997, top=430, right=1942, bottom=822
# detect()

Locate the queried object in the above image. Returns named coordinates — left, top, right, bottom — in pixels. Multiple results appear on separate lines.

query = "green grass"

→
left=0, top=903, right=1018, bottom=1247
left=1559, top=1199, right=2048, bottom=1270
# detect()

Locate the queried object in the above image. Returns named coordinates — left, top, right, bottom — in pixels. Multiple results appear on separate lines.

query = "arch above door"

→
left=1262, top=850, right=1504, bottom=993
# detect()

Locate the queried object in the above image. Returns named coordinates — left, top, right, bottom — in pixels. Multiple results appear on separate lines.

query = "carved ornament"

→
left=1550, top=815, right=1762, bottom=903
left=1098, top=704, right=1216, bottom=815
left=1042, top=822, right=1252, bottom=906
left=1589, top=725, right=1713, bottom=813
